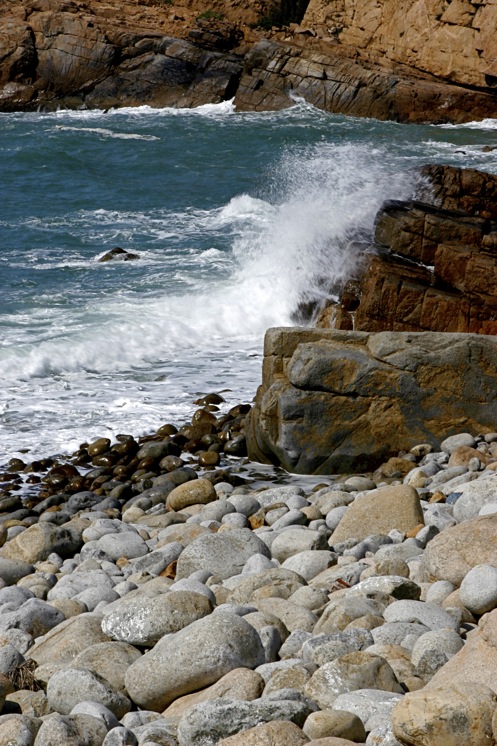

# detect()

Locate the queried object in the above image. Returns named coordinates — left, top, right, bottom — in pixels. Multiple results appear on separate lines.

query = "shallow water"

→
left=2, top=101, right=497, bottom=464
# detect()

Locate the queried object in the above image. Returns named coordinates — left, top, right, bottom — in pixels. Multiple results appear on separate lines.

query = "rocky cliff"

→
left=2, top=0, right=497, bottom=123
left=302, top=0, right=497, bottom=91
left=322, top=164, right=497, bottom=336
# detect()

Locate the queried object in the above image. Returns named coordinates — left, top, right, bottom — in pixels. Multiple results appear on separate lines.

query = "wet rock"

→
left=98, top=247, right=139, bottom=263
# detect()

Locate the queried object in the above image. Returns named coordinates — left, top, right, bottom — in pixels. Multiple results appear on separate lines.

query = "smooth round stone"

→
left=282, top=550, right=336, bottom=581
left=168, top=479, right=217, bottom=511
left=70, top=701, right=120, bottom=730
left=241, top=554, right=278, bottom=575
left=47, top=668, right=131, bottom=718
left=171, top=579, right=216, bottom=604
left=227, top=495, right=261, bottom=517
left=479, top=502, right=497, bottom=516
left=102, top=727, right=138, bottom=746
left=460, top=564, right=497, bottom=615
left=410, top=629, right=463, bottom=678
left=383, top=600, right=459, bottom=631
left=221, top=513, right=248, bottom=528
left=344, top=476, right=376, bottom=491
left=441, top=433, right=476, bottom=454
left=303, top=709, right=367, bottom=742
left=326, top=506, right=349, bottom=531
left=425, top=580, right=455, bottom=605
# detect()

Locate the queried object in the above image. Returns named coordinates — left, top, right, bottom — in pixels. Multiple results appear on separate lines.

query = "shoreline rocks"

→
left=1, top=0, right=497, bottom=123
left=1, top=401, right=497, bottom=743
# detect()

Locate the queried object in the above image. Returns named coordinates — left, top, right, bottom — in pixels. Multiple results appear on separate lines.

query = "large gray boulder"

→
left=176, top=529, right=271, bottom=580
left=246, top=328, right=497, bottom=474
left=124, top=612, right=266, bottom=711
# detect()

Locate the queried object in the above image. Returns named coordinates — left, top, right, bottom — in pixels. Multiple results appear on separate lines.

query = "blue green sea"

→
left=1, top=100, right=497, bottom=463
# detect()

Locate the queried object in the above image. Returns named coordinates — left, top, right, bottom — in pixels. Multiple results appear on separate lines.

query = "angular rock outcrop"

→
left=0, top=0, right=244, bottom=111
left=327, top=165, right=497, bottom=335
left=1, top=0, right=497, bottom=122
left=302, top=0, right=497, bottom=92
left=245, top=327, right=497, bottom=473
left=234, top=39, right=497, bottom=124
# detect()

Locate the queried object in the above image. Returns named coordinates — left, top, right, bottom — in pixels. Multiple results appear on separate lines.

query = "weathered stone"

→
left=247, top=329, right=497, bottom=474
left=32, top=713, right=107, bottom=746
left=71, top=641, right=142, bottom=695
left=304, top=652, right=402, bottom=709
left=47, top=667, right=131, bottom=718
left=459, top=564, right=497, bottom=615
left=303, top=709, right=366, bottom=742
left=332, top=486, right=423, bottom=544
left=0, top=713, right=41, bottom=745
left=163, top=668, right=265, bottom=719
left=125, top=612, right=265, bottom=711
left=101, top=589, right=212, bottom=645
left=217, top=720, right=309, bottom=744
left=176, top=529, right=271, bottom=580
left=1, top=523, right=82, bottom=564
left=391, top=682, right=496, bottom=746
left=176, top=697, right=311, bottom=745
left=230, top=569, right=307, bottom=605
left=420, top=514, right=497, bottom=586
left=270, top=529, right=329, bottom=563
left=28, top=613, right=110, bottom=667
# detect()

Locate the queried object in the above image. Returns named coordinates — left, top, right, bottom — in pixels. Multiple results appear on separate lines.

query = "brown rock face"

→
left=245, top=327, right=497, bottom=474
left=327, top=165, right=497, bottom=336
left=1, top=1, right=497, bottom=121
left=0, top=0, right=245, bottom=111
left=234, top=39, right=497, bottom=124
left=302, top=0, right=497, bottom=92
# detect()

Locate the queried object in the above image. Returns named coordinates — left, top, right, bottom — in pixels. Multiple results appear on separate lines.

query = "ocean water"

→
left=1, top=101, right=497, bottom=465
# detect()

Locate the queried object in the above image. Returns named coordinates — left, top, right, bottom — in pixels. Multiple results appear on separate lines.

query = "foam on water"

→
left=2, top=105, right=497, bottom=462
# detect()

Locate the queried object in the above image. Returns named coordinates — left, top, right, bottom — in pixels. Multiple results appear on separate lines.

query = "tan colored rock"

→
left=263, top=665, right=313, bottom=695
left=27, top=613, right=110, bottom=667
left=419, top=514, right=497, bottom=586
left=1, top=522, right=82, bottom=564
left=448, top=445, right=492, bottom=468
left=391, top=682, right=496, bottom=746
left=303, top=709, right=366, bottom=742
left=162, top=668, right=264, bottom=718
left=331, top=485, right=424, bottom=543
left=217, top=720, right=310, bottom=745
left=423, top=607, right=497, bottom=693
left=247, top=328, right=497, bottom=474
left=229, top=569, right=306, bottom=605
left=167, top=478, right=217, bottom=511
left=307, top=739, right=364, bottom=745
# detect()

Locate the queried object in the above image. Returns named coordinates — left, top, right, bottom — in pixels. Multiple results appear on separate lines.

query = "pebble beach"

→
left=0, top=394, right=497, bottom=745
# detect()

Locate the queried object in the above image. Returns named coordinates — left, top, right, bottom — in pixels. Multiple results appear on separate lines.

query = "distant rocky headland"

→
left=1, top=0, right=497, bottom=123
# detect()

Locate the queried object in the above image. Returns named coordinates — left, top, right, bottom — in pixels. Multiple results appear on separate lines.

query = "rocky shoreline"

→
left=1, top=385, right=497, bottom=744
left=2, top=0, right=497, bottom=123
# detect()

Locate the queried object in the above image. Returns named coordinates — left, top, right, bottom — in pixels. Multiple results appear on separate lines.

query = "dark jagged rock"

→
left=98, top=247, right=139, bottom=263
